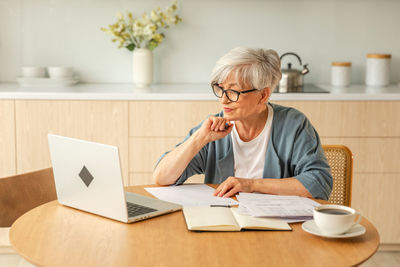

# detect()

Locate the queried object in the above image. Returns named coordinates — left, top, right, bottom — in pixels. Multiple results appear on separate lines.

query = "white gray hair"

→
left=210, top=47, right=282, bottom=91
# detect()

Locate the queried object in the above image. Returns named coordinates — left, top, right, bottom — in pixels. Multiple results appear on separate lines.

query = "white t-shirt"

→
left=231, top=104, right=274, bottom=179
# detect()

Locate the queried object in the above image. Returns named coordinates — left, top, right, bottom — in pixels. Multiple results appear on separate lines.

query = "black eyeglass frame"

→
left=211, top=83, right=259, bottom=102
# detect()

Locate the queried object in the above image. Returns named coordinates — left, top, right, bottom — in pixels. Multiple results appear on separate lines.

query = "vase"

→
left=132, top=48, right=153, bottom=87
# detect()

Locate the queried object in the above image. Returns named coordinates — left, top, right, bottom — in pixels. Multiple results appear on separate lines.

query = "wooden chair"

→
left=0, top=168, right=57, bottom=266
left=322, top=145, right=353, bottom=207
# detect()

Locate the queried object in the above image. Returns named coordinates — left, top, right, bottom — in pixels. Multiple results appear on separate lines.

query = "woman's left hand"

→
left=213, top=176, right=255, bottom=198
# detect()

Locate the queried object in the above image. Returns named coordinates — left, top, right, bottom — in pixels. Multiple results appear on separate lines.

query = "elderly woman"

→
left=154, top=47, right=332, bottom=200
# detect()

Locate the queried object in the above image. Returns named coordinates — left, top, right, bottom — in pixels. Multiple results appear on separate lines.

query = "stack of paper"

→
left=236, top=192, right=320, bottom=223
left=145, top=184, right=238, bottom=207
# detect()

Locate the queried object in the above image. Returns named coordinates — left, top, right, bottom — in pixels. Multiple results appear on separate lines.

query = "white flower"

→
left=101, top=0, right=182, bottom=51
left=150, top=10, right=160, bottom=22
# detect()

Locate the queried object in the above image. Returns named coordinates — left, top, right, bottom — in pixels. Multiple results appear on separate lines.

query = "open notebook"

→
left=183, top=206, right=292, bottom=232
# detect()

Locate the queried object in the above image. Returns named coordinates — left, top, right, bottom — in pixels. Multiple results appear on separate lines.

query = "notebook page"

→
left=183, top=206, right=240, bottom=231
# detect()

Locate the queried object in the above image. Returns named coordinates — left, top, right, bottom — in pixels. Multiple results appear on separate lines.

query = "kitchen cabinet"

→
left=129, top=101, right=221, bottom=137
left=128, top=101, right=220, bottom=185
left=275, top=101, right=400, bottom=137
left=14, top=100, right=129, bottom=185
left=0, top=100, right=16, bottom=178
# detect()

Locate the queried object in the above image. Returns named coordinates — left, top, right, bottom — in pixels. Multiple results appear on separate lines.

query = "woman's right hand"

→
left=196, top=116, right=234, bottom=144
left=154, top=116, right=233, bottom=185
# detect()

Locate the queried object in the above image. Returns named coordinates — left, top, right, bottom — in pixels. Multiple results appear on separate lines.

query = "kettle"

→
left=277, top=52, right=309, bottom=93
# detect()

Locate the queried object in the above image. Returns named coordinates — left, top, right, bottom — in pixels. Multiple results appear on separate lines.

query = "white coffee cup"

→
left=48, top=67, right=73, bottom=79
left=313, top=205, right=362, bottom=235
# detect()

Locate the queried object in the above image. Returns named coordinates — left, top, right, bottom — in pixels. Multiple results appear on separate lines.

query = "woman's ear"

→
left=259, top=87, right=271, bottom=104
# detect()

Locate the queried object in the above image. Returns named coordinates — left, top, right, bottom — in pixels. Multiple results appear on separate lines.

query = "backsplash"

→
left=0, top=0, right=399, bottom=84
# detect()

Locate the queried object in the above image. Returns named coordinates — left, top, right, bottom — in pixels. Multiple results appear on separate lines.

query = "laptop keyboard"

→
left=127, top=202, right=157, bottom=217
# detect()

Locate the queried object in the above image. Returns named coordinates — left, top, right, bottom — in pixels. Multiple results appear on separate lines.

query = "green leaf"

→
left=148, top=40, right=158, bottom=51
left=126, top=43, right=136, bottom=51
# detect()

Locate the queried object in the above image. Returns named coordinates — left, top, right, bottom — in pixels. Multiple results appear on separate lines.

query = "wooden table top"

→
left=10, top=185, right=379, bottom=267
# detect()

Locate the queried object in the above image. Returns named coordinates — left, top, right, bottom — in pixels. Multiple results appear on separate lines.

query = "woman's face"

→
left=218, top=72, right=269, bottom=121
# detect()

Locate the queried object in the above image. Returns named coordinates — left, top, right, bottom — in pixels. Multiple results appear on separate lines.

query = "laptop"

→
left=48, top=134, right=182, bottom=223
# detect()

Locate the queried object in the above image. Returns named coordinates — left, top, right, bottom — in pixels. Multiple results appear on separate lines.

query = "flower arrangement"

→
left=101, top=0, right=182, bottom=51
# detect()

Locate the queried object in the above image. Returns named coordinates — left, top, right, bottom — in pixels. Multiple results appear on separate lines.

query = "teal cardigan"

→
left=158, top=103, right=332, bottom=200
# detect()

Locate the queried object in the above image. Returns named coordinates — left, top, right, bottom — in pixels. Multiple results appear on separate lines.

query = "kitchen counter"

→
left=0, top=82, right=400, bottom=101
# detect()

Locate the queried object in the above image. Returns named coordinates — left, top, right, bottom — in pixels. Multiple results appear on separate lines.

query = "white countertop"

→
left=0, top=82, right=400, bottom=101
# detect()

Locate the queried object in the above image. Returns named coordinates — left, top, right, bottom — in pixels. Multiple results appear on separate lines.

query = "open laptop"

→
left=48, top=134, right=181, bottom=223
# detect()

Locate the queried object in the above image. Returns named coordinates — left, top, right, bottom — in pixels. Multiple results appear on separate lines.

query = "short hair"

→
left=210, top=47, right=282, bottom=91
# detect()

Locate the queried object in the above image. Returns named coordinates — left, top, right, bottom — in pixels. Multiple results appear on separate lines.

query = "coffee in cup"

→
left=313, top=205, right=361, bottom=235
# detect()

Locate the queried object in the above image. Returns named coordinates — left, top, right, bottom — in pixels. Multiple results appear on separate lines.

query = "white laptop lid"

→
left=48, top=134, right=129, bottom=223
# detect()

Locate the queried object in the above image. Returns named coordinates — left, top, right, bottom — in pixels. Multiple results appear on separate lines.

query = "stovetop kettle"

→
left=277, top=52, right=309, bottom=93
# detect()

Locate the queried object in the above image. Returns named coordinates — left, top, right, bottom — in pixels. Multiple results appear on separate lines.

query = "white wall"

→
left=0, top=0, right=399, bottom=84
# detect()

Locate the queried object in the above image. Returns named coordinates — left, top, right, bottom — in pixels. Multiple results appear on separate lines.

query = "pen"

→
left=210, top=205, right=231, bottom=208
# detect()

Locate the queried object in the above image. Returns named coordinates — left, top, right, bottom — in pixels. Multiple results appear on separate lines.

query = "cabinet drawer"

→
left=129, top=173, right=154, bottom=185
left=352, top=173, right=400, bottom=243
left=129, top=137, right=182, bottom=172
left=129, top=101, right=220, bottom=137
left=322, top=137, right=400, bottom=173
left=274, top=101, right=400, bottom=137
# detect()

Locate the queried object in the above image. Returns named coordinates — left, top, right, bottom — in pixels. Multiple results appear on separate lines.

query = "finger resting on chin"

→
left=215, top=120, right=222, bottom=131
left=215, top=120, right=223, bottom=131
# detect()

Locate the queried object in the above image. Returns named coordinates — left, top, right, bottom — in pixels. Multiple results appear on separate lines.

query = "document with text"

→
left=236, top=192, right=320, bottom=221
left=145, top=184, right=238, bottom=207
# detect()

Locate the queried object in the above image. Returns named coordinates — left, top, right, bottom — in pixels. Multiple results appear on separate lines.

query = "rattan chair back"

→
left=323, top=145, right=353, bottom=207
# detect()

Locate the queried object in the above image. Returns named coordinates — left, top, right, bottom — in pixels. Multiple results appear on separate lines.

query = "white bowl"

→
left=48, top=67, right=73, bottom=79
left=22, top=66, right=46, bottom=78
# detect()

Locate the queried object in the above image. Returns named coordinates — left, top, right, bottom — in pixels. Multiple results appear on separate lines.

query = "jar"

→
left=331, top=62, right=351, bottom=87
left=365, top=53, right=391, bottom=87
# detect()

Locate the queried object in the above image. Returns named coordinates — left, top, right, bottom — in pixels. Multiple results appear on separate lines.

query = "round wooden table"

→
left=10, top=185, right=379, bottom=267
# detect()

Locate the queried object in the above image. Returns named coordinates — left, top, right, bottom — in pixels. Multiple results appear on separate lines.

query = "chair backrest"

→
left=322, top=145, right=353, bottom=207
left=0, top=168, right=57, bottom=227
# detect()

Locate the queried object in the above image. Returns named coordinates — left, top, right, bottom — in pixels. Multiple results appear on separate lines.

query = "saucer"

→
left=302, top=220, right=366, bottom=238
left=17, top=76, right=79, bottom=87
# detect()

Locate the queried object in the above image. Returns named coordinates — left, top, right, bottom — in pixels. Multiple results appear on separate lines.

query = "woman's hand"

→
left=196, top=116, right=234, bottom=144
left=213, top=177, right=255, bottom=198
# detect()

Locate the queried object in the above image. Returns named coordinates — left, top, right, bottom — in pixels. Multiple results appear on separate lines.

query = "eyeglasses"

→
left=211, top=83, right=258, bottom=102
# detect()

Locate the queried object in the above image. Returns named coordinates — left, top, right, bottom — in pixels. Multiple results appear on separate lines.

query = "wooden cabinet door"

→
left=128, top=101, right=219, bottom=185
left=272, top=101, right=400, bottom=137
left=15, top=100, right=129, bottom=185
left=0, top=100, right=16, bottom=178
